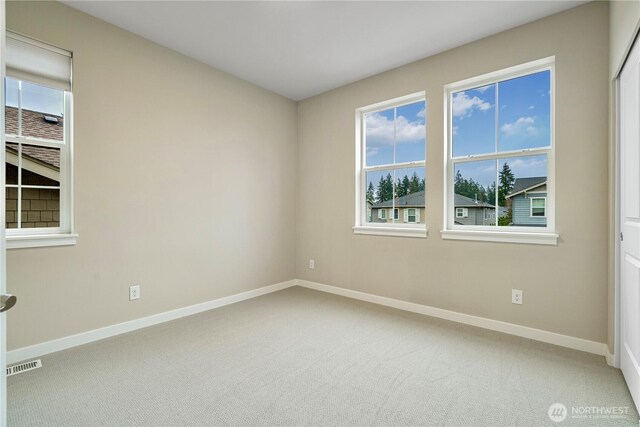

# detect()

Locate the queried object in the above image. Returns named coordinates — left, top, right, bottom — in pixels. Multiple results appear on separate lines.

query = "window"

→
left=442, top=57, right=557, bottom=245
left=456, top=208, right=468, bottom=218
left=378, top=209, right=387, bottom=220
left=406, top=208, right=419, bottom=223
left=530, top=197, right=546, bottom=217
left=354, top=92, right=426, bottom=238
left=5, top=33, right=75, bottom=248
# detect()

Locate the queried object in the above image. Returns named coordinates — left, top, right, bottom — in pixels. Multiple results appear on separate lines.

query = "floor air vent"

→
left=6, top=359, right=42, bottom=376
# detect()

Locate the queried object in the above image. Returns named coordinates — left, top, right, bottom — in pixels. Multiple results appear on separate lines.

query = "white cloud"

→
left=505, top=156, right=547, bottom=176
left=417, top=107, right=425, bottom=118
left=365, top=112, right=425, bottom=150
left=452, top=91, right=491, bottom=117
left=529, top=105, right=535, bottom=109
left=475, top=85, right=491, bottom=93
left=452, top=125, right=458, bottom=136
left=501, top=116, right=537, bottom=137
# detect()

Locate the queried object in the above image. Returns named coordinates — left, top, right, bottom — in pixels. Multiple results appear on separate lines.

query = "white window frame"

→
left=441, top=57, right=557, bottom=245
left=353, top=92, right=427, bottom=238
left=4, top=37, right=76, bottom=249
left=530, top=196, right=547, bottom=218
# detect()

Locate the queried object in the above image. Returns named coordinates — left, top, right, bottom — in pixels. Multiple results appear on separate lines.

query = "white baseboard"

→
left=7, top=278, right=613, bottom=367
left=297, top=279, right=611, bottom=361
left=7, top=279, right=296, bottom=365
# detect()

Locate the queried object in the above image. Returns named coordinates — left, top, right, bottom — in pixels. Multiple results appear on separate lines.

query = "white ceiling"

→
left=63, top=1, right=586, bottom=101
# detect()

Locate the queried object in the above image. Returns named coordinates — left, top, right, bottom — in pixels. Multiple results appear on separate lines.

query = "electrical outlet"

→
left=129, top=285, right=140, bottom=301
left=512, top=289, right=523, bottom=305
left=309, top=259, right=315, bottom=269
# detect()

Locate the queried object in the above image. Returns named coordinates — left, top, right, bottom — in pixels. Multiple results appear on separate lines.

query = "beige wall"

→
left=297, top=3, right=609, bottom=343
left=6, top=1, right=298, bottom=350
left=610, top=0, right=640, bottom=79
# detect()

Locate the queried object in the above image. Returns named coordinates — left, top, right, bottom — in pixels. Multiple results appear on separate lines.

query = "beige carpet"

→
left=7, top=286, right=638, bottom=426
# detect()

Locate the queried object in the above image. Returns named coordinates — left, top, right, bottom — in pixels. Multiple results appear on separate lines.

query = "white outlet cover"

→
left=511, top=289, right=523, bottom=305
left=309, top=259, right=315, bottom=269
left=129, top=285, right=140, bottom=301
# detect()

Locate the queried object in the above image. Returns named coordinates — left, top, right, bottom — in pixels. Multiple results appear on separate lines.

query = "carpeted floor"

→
left=7, top=286, right=639, bottom=426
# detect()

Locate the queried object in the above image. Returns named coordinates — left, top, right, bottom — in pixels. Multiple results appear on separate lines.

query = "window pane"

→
left=21, top=81, right=64, bottom=142
left=395, top=101, right=426, bottom=163
left=20, top=144, right=60, bottom=186
left=6, top=188, right=17, bottom=229
left=499, top=155, right=547, bottom=227
left=393, top=167, right=425, bottom=224
left=452, top=84, right=496, bottom=157
left=21, top=188, right=59, bottom=229
left=453, top=159, right=496, bottom=226
left=365, top=108, right=394, bottom=167
left=531, top=198, right=546, bottom=216
left=498, top=70, right=551, bottom=152
left=365, top=170, right=394, bottom=223
left=6, top=143, right=18, bottom=185
left=5, top=78, right=19, bottom=136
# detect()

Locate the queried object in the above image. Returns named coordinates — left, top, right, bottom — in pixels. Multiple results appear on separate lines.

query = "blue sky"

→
left=365, top=100, right=425, bottom=167
left=451, top=70, right=550, bottom=187
left=5, top=77, right=64, bottom=116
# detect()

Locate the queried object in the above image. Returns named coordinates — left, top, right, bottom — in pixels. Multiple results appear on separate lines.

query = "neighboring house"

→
left=370, top=190, right=504, bottom=226
left=454, top=193, right=501, bottom=226
left=505, top=176, right=547, bottom=227
left=5, top=106, right=62, bottom=229
left=370, top=190, right=425, bottom=224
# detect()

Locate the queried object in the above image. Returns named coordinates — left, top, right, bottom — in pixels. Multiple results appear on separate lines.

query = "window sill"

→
left=440, top=229, right=557, bottom=245
left=7, top=233, right=78, bottom=249
left=353, top=226, right=427, bottom=238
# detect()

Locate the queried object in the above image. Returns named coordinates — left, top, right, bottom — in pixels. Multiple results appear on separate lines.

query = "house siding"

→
left=454, top=207, right=496, bottom=226
left=370, top=207, right=425, bottom=224
left=511, top=193, right=547, bottom=226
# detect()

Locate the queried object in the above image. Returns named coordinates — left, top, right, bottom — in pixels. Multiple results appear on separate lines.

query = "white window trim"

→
left=354, top=91, right=427, bottom=238
left=442, top=57, right=557, bottom=245
left=530, top=196, right=547, bottom=218
left=5, top=81, right=75, bottom=250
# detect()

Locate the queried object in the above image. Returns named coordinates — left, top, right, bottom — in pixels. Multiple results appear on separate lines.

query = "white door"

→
left=620, top=34, right=640, bottom=413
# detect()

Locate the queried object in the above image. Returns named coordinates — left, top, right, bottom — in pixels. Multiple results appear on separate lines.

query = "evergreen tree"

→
left=377, top=176, right=385, bottom=204
left=498, top=162, right=515, bottom=207
left=487, top=182, right=496, bottom=206
left=377, top=173, right=394, bottom=202
left=401, top=175, right=411, bottom=196
left=395, top=178, right=407, bottom=198
left=408, top=172, right=421, bottom=194
left=366, top=182, right=375, bottom=205
left=384, top=173, right=393, bottom=201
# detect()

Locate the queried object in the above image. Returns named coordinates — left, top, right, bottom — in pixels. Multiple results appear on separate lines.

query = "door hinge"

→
left=621, top=232, right=624, bottom=242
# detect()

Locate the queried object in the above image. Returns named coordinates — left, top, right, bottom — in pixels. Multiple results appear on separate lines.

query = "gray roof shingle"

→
left=508, top=177, right=546, bottom=197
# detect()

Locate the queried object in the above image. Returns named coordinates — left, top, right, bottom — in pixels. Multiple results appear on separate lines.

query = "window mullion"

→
left=17, top=143, right=22, bottom=229
left=451, top=148, right=550, bottom=164
left=363, top=161, right=426, bottom=173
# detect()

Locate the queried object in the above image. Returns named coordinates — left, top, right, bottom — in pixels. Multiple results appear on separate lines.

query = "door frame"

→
left=0, top=1, right=7, bottom=425
left=614, top=73, right=621, bottom=369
